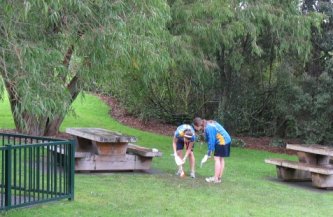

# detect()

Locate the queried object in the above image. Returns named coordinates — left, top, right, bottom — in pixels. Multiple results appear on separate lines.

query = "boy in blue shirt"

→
left=200, top=119, right=231, bottom=183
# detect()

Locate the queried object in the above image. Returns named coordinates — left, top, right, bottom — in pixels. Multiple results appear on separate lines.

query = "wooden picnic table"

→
left=265, top=144, right=333, bottom=189
left=287, top=144, right=333, bottom=165
left=65, top=128, right=162, bottom=172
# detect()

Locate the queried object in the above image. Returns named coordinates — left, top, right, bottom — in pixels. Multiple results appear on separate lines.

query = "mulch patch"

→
left=99, top=95, right=176, bottom=137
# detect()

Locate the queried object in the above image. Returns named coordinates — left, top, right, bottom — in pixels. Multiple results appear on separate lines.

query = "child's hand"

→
left=200, top=155, right=209, bottom=167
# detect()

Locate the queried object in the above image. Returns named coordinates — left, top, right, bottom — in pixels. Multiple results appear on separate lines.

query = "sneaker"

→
left=190, top=171, right=196, bottom=178
left=176, top=168, right=185, bottom=177
left=205, top=177, right=215, bottom=183
left=205, top=177, right=221, bottom=183
left=175, top=168, right=182, bottom=176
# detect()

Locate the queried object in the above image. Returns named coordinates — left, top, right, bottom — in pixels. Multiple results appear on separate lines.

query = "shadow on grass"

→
left=74, top=169, right=164, bottom=176
left=265, top=177, right=333, bottom=193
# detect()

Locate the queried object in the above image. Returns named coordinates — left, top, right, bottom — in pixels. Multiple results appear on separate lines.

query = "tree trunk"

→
left=217, top=45, right=230, bottom=118
left=44, top=116, right=64, bottom=136
left=43, top=45, right=78, bottom=136
left=4, top=81, right=48, bottom=136
left=44, top=75, right=80, bottom=136
left=21, top=113, right=47, bottom=136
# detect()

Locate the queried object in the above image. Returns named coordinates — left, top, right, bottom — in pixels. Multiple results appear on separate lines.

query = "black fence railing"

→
left=0, top=133, right=75, bottom=210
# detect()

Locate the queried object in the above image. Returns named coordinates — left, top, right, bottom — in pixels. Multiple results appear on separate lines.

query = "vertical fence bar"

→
left=1, top=147, right=5, bottom=208
left=47, top=144, right=50, bottom=199
left=54, top=145, right=57, bottom=198
left=42, top=144, right=45, bottom=200
left=59, top=144, right=63, bottom=197
left=5, top=145, right=12, bottom=209
left=32, top=145, right=35, bottom=201
left=19, top=145, right=22, bottom=205
left=50, top=144, right=54, bottom=198
left=69, top=140, right=75, bottom=201
left=13, top=147, right=16, bottom=206
left=36, top=146, right=40, bottom=200
left=23, top=145, right=27, bottom=203
left=64, top=142, right=68, bottom=195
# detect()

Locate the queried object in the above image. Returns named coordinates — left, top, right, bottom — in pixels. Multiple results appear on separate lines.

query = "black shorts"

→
left=214, top=143, right=230, bottom=157
left=176, top=138, right=194, bottom=151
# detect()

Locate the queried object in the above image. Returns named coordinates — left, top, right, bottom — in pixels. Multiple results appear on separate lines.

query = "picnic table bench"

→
left=265, top=144, right=333, bottom=189
left=64, top=128, right=162, bottom=172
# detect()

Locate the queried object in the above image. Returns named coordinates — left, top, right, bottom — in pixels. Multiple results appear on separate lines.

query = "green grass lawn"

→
left=1, top=93, right=333, bottom=217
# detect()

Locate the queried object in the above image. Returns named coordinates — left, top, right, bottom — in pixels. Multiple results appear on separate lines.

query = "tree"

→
left=277, top=0, right=333, bottom=143
left=165, top=0, right=322, bottom=135
left=108, top=0, right=324, bottom=135
left=0, top=0, right=171, bottom=136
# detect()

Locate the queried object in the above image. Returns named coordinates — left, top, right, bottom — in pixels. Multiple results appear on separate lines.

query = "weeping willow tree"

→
left=164, top=0, right=324, bottom=135
left=0, top=0, right=171, bottom=136
left=105, top=0, right=324, bottom=130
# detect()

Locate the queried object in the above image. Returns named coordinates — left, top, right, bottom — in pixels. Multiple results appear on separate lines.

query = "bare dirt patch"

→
left=99, top=95, right=175, bottom=137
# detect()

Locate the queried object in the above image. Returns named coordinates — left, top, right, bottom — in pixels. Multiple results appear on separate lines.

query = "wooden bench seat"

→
left=45, top=146, right=91, bottom=158
left=127, top=143, right=162, bottom=158
left=265, top=158, right=333, bottom=188
left=265, top=158, right=333, bottom=175
left=47, top=144, right=163, bottom=159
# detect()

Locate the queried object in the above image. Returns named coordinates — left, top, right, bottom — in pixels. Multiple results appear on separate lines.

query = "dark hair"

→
left=193, top=117, right=202, bottom=127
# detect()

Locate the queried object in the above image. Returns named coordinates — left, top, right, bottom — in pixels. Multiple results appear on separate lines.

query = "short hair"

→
left=193, top=117, right=202, bottom=127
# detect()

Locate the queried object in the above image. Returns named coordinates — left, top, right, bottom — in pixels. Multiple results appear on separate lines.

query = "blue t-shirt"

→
left=205, top=122, right=231, bottom=152
left=174, top=124, right=196, bottom=142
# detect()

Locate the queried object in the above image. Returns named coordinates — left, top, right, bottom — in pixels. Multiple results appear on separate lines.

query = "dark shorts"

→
left=214, top=143, right=230, bottom=157
left=176, top=138, right=194, bottom=151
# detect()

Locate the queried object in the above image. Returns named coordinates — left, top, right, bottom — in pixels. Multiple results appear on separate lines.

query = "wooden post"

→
left=75, top=136, right=97, bottom=154
left=297, top=152, right=316, bottom=164
left=317, top=155, right=330, bottom=166
left=311, top=173, right=333, bottom=188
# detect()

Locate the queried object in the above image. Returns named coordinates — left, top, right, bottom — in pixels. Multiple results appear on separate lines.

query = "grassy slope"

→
left=1, top=94, right=333, bottom=217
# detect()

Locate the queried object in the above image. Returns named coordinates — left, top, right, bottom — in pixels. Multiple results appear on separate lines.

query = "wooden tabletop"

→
left=287, top=144, right=333, bottom=157
left=66, top=128, right=137, bottom=143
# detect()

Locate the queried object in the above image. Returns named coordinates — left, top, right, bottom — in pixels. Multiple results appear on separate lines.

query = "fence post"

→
left=5, top=145, right=12, bottom=209
left=68, top=140, right=75, bottom=201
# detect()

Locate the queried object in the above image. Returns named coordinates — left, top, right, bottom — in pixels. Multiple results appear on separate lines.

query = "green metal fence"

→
left=0, top=133, right=75, bottom=210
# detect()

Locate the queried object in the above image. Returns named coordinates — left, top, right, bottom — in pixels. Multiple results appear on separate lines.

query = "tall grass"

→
left=1, top=93, right=333, bottom=217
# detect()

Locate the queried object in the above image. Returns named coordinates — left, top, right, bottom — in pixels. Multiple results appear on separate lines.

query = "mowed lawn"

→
left=0, top=94, right=332, bottom=217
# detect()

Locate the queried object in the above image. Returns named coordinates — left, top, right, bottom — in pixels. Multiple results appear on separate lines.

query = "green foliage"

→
left=231, top=138, right=246, bottom=148
left=276, top=71, right=333, bottom=144
left=99, top=0, right=332, bottom=146
left=1, top=0, right=332, bottom=143
left=269, top=138, right=286, bottom=148
left=269, top=1, right=333, bottom=144
left=0, top=0, right=172, bottom=135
